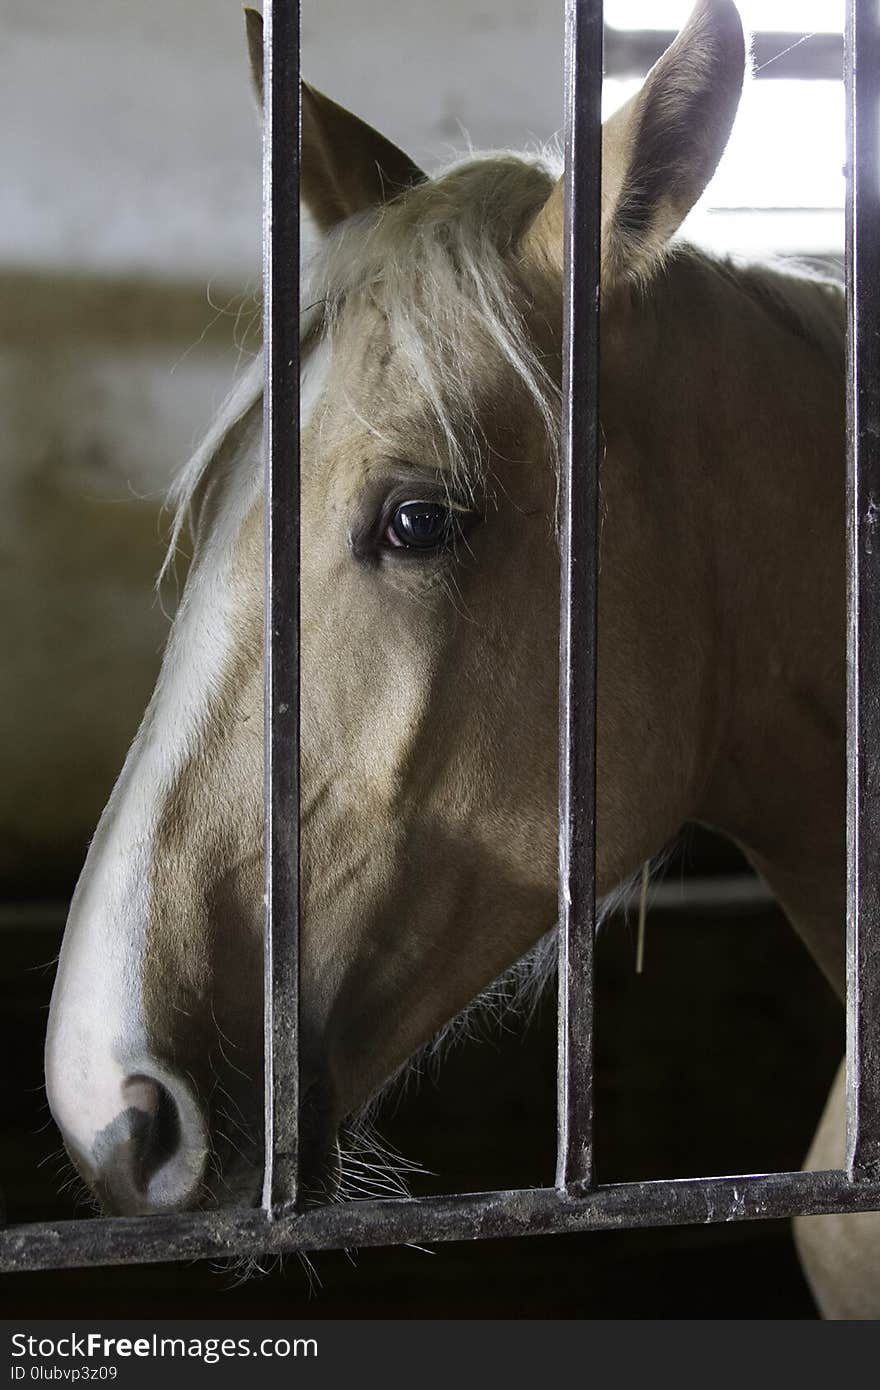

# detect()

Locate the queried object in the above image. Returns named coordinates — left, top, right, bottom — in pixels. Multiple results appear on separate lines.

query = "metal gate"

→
left=2, top=0, right=879, bottom=1274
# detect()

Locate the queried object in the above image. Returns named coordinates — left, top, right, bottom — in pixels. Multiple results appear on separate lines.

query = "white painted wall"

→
left=4, top=0, right=563, bottom=284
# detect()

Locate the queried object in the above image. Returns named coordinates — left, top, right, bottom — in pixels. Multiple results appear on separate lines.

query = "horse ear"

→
left=300, top=85, right=426, bottom=231
left=243, top=9, right=425, bottom=232
left=523, top=0, right=745, bottom=288
left=244, top=7, right=264, bottom=109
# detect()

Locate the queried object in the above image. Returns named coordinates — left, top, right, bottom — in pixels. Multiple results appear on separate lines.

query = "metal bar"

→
left=845, top=0, right=880, bottom=1176
left=262, top=0, right=302, bottom=1216
left=6, top=1169, right=880, bottom=1274
left=605, top=28, right=842, bottom=81
left=556, top=0, right=603, bottom=1194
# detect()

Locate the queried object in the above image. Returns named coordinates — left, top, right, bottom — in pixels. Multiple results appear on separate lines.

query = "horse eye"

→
left=385, top=500, right=454, bottom=550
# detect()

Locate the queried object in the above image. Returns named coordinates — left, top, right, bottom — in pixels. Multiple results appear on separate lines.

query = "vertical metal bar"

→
left=556, top=0, right=603, bottom=1193
left=845, top=0, right=880, bottom=1176
left=262, top=0, right=302, bottom=1215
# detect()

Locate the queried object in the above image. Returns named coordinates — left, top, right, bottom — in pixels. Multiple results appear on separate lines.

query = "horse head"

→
left=45, top=0, right=747, bottom=1214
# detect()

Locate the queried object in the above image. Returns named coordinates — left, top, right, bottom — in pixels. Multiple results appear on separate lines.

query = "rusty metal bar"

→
left=556, top=0, right=603, bottom=1194
left=845, top=0, right=880, bottom=1176
left=262, top=0, right=302, bottom=1216
left=6, top=1169, right=880, bottom=1274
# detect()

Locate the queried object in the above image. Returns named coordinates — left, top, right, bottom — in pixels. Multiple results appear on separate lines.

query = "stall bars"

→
left=1, top=0, right=879, bottom=1274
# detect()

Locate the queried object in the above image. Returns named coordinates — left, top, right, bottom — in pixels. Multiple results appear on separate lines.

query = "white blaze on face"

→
left=45, top=342, right=332, bottom=1188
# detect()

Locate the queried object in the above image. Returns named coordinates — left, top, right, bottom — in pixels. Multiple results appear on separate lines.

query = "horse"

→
left=43, top=0, right=873, bottom=1315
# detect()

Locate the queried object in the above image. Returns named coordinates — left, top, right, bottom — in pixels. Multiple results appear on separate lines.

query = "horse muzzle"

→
left=48, top=1057, right=210, bottom=1217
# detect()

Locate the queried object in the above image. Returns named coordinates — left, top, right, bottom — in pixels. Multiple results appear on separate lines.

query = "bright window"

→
left=606, top=1, right=843, bottom=33
left=606, top=2, right=845, bottom=255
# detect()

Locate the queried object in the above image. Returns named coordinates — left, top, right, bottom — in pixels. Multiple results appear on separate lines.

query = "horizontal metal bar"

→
left=605, top=27, right=842, bottom=81
left=0, top=875, right=771, bottom=933
left=3, top=1171, right=879, bottom=1274
left=615, top=875, right=774, bottom=915
left=0, top=902, right=67, bottom=930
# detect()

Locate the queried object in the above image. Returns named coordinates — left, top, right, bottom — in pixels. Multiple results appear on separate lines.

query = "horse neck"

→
left=613, top=253, right=847, bottom=996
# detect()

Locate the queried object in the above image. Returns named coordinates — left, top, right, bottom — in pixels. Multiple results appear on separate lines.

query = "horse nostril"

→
left=121, top=1075, right=181, bottom=1194
left=89, top=1069, right=208, bottom=1217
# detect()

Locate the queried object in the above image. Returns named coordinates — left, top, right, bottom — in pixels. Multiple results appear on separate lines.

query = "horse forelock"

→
left=303, top=151, right=564, bottom=495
